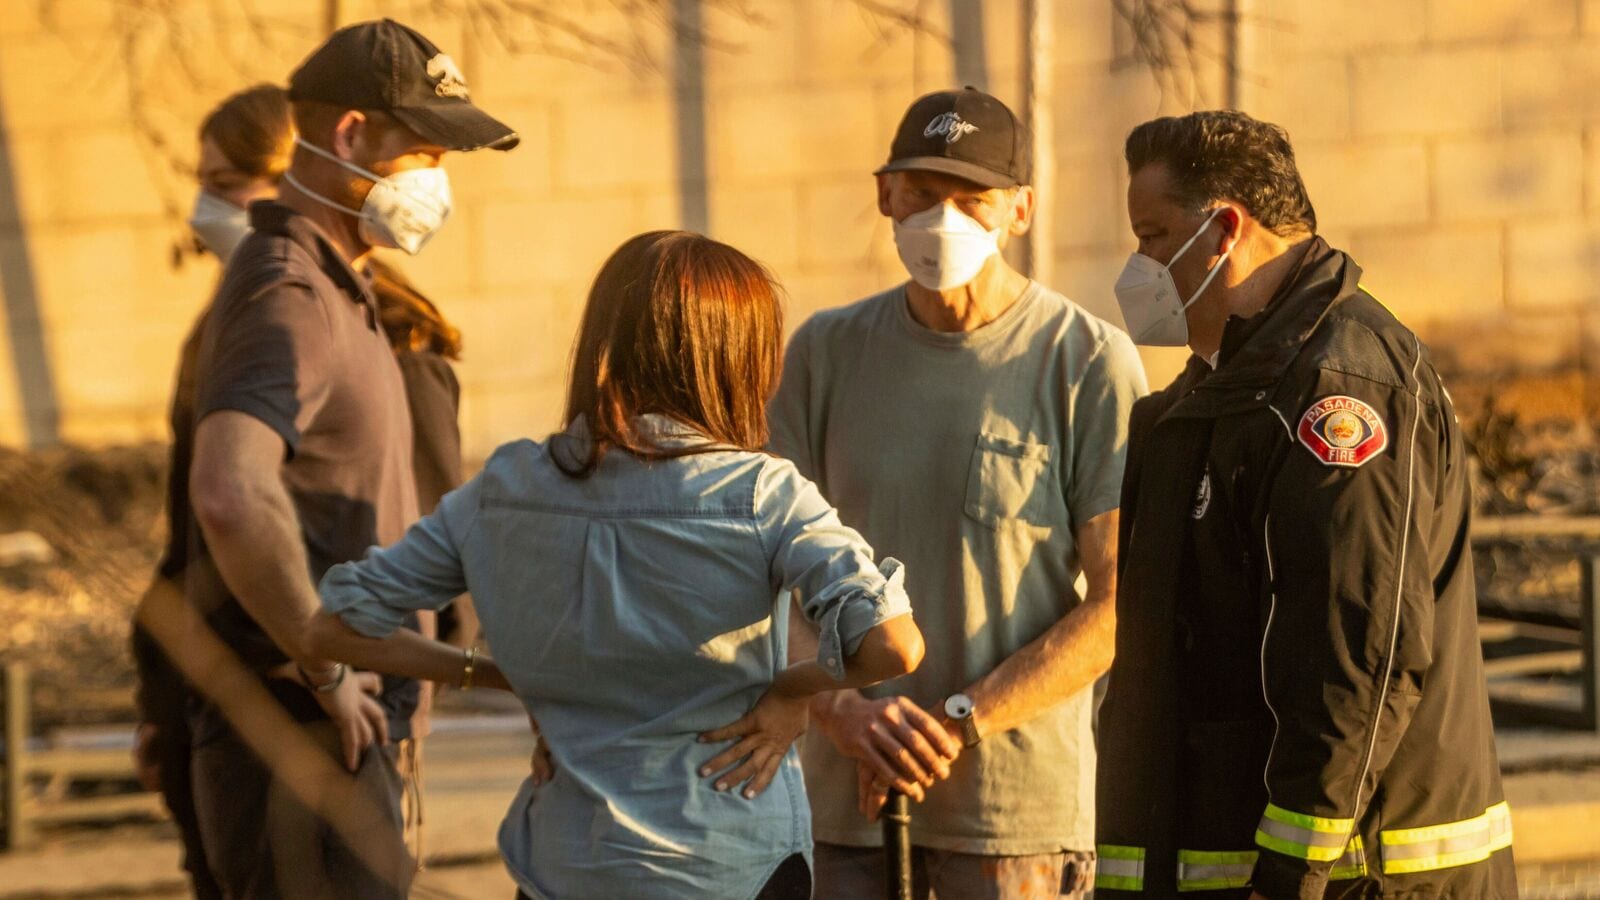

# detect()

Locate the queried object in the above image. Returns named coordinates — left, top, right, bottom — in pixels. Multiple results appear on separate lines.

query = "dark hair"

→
left=1124, top=110, right=1317, bottom=237
left=367, top=257, right=463, bottom=360
left=200, top=84, right=293, bottom=181
left=558, top=230, right=784, bottom=478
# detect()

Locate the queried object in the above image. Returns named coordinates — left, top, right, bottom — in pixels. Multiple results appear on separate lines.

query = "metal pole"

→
left=1021, top=0, right=1055, bottom=287
left=882, top=790, right=913, bottom=900
left=3, top=662, right=33, bottom=850
left=1581, top=556, right=1599, bottom=732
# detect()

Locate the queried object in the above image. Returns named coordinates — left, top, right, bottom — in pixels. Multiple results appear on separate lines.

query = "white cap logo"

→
left=924, top=111, right=978, bottom=144
left=427, top=53, right=469, bottom=99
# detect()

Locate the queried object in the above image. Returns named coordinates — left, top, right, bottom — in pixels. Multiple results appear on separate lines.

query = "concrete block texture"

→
left=1426, top=0, right=1581, bottom=42
left=1507, top=218, right=1600, bottom=309
left=1434, top=132, right=1584, bottom=220
left=1353, top=48, right=1503, bottom=137
left=1297, top=141, right=1431, bottom=229
left=1274, top=0, right=1428, bottom=56
left=1350, top=225, right=1505, bottom=324
left=1239, top=58, right=1354, bottom=142
left=1502, top=40, right=1600, bottom=129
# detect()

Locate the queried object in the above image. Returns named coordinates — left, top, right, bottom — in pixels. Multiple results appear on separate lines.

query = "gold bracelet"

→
left=461, top=646, right=477, bottom=690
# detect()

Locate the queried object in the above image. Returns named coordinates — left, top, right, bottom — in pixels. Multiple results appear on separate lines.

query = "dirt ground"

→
left=1, top=369, right=1597, bottom=728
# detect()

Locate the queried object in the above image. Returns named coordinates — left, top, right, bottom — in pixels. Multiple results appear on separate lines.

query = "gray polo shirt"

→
left=769, top=282, right=1147, bottom=855
left=186, top=200, right=419, bottom=741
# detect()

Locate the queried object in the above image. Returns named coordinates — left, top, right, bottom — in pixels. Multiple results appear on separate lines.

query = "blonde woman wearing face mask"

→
left=130, top=82, right=291, bottom=900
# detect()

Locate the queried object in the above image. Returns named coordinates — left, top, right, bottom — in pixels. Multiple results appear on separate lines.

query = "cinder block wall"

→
left=0, top=1, right=1588, bottom=455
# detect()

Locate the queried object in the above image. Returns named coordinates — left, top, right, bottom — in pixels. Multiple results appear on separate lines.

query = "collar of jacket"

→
left=1162, top=236, right=1362, bottom=421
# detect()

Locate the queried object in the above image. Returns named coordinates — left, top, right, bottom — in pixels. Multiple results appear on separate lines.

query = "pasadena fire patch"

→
left=1297, top=395, right=1388, bottom=468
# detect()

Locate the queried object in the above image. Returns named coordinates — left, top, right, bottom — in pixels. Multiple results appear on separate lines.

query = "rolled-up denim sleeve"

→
left=757, top=459, right=912, bottom=680
left=319, top=475, right=481, bottom=637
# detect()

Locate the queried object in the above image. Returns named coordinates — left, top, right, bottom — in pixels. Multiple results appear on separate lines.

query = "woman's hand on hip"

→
left=696, top=688, right=809, bottom=799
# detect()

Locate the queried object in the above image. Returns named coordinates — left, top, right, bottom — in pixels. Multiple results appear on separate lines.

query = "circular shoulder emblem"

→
left=1296, top=395, right=1388, bottom=468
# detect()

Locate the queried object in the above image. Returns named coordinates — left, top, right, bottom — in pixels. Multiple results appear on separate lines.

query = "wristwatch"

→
left=943, top=693, right=981, bottom=747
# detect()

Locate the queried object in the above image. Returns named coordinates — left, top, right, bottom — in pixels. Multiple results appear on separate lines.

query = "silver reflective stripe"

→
left=1330, top=836, right=1368, bottom=880
left=1256, top=814, right=1350, bottom=857
left=1381, top=802, right=1514, bottom=875
left=1095, top=845, right=1146, bottom=890
left=1098, top=855, right=1146, bottom=882
left=1177, top=850, right=1256, bottom=891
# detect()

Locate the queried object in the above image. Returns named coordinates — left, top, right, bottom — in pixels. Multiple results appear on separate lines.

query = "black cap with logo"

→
left=876, top=87, right=1030, bottom=189
left=288, top=18, right=518, bottom=152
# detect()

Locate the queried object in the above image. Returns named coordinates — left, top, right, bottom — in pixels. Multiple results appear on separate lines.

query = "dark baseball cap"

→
left=288, top=18, right=518, bottom=152
left=876, top=88, right=1031, bottom=189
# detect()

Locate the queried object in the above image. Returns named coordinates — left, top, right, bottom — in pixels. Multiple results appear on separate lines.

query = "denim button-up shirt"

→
left=320, top=416, right=911, bottom=899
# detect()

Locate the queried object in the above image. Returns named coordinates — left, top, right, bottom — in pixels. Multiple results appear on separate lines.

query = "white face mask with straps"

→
left=284, top=137, right=452, bottom=255
left=1113, top=206, right=1231, bottom=347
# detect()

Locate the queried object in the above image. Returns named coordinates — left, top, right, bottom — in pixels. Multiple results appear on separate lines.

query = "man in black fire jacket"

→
left=1095, top=110, right=1516, bottom=899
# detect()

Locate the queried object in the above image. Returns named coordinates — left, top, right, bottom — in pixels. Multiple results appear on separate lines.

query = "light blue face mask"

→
left=284, top=138, right=452, bottom=255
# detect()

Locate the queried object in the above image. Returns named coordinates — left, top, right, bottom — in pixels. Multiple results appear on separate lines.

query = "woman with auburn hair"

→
left=306, top=230, right=925, bottom=899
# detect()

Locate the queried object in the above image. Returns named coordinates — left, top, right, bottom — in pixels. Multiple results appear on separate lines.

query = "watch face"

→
left=944, top=694, right=973, bottom=720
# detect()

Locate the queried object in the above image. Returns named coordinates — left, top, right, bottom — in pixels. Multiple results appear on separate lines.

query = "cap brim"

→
left=392, top=103, right=519, bottom=152
left=874, top=156, right=1018, bottom=189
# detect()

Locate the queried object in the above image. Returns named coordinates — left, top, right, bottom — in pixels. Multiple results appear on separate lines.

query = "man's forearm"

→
left=962, top=509, right=1119, bottom=738
left=963, top=589, right=1114, bottom=737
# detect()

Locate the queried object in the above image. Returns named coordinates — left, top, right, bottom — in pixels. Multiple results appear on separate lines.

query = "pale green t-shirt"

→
left=769, top=282, right=1148, bottom=855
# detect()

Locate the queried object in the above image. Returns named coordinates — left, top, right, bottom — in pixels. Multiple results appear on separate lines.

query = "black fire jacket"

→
left=1096, top=239, right=1517, bottom=899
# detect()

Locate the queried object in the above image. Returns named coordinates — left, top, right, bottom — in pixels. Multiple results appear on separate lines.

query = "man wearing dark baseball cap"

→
left=183, top=19, right=516, bottom=898
left=762, top=87, right=1147, bottom=897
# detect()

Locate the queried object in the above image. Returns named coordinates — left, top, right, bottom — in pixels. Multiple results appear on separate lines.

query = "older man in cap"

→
left=184, top=19, right=515, bottom=897
left=765, top=87, right=1147, bottom=898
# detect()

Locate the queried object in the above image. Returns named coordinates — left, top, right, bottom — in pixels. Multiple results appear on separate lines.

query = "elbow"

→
left=889, top=622, right=925, bottom=677
left=853, top=615, right=925, bottom=682
left=190, top=467, right=249, bottom=541
left=301, top=612, right=348, bottom=662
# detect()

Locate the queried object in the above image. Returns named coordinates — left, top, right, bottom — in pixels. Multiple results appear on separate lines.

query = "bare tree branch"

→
left=35, top=0, right=939, bottom=253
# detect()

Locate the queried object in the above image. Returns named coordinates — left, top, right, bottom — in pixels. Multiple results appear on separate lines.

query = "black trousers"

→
left=190, top=720, right=412, bottom=900
left=147, top=693, right=224, bottom=900
left=514, top=853, right=812, bottom=899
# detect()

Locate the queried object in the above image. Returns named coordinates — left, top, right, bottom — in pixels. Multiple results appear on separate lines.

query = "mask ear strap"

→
left=1181, top=246, right=1231, bottom=312
left=1166, top=206, right=1227, bottom=268
left=282, top=169, right=366, bottom=219
left=295, top=137, right=385, bottom=184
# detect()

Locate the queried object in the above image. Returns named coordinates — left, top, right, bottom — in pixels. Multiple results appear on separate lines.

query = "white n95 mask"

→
left=1113, top=207, right=1230, bottom=347
left=893, top=201, right=1002, bottom=291
left=188, top=190, right=251, bottom=263
left=285, top=138, right=452, bottom=255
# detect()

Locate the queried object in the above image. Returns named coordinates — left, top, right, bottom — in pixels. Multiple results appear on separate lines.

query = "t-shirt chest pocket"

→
left=963, top=431, right=1064, bottom=528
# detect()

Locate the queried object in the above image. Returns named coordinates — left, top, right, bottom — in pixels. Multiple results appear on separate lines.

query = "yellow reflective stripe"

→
left=1381, top=802, right=1514, bottom=875
left=1177, top=849, right=1256, bottom=891
left=1329, top=835, right=1368, bottom=880
left=1262, top=803, right=1356, bottom=834
left=1096, top=844, right=1146, bottom=891
left=1256, top=804, right=1354, bottom=862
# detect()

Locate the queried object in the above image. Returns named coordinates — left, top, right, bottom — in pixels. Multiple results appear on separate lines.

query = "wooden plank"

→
left=1474, top=516, right=1600, bottom=541
left=1479, top=617, right=1581, bottom=645
left=3, top=663, right=34, bottom=851
left=30, top=793, right=166, bottom=826
left=26, top=748, right=136, bottom=781
left=1484, top=651, right=1584, bottom=678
